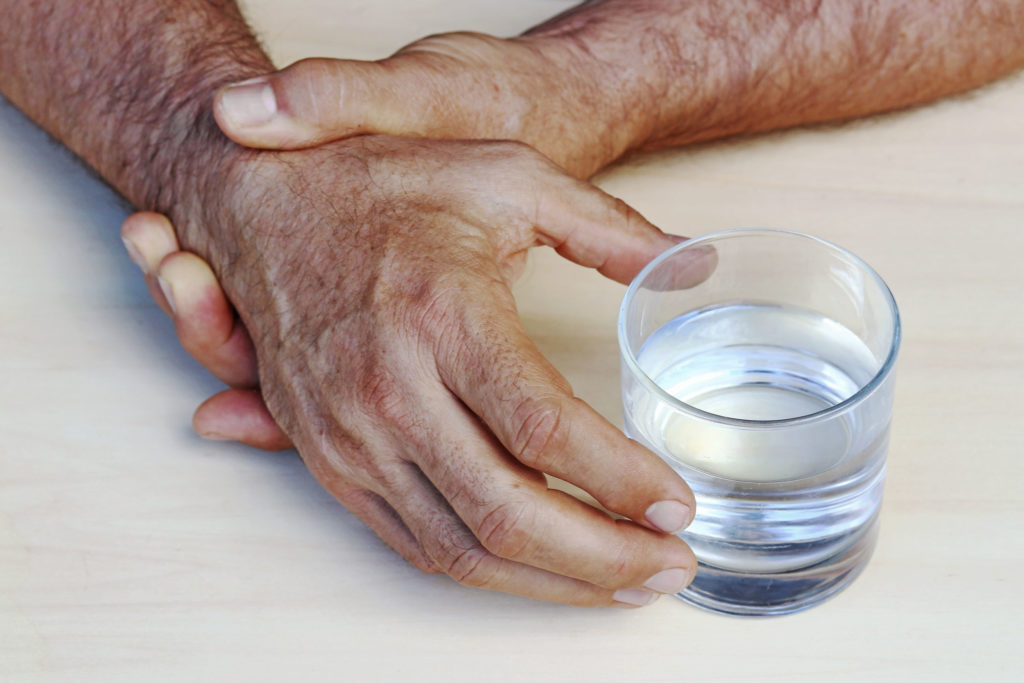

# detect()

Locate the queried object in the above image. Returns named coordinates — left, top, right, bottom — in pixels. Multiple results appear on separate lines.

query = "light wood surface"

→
left=2, top=2, right=1022, bottom=680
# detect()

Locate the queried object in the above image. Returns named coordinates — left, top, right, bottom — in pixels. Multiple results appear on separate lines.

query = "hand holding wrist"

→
left=211, top=30, right=649, bottom=178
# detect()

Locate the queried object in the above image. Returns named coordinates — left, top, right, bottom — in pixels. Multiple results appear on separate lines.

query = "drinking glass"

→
left=618, top=229, right=900, bottom=616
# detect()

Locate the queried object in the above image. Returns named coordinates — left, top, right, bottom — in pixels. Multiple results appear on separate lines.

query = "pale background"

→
left=2, top=1, right=1022, bottom=680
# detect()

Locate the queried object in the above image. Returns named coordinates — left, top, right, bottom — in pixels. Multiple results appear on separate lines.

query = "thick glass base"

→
left=677, top=520, right=878, bottom=617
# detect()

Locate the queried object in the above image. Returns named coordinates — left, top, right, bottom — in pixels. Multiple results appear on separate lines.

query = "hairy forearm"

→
left=0, top=1, right=270, bottom=259
left=526, top=0, right=1024, bottom=162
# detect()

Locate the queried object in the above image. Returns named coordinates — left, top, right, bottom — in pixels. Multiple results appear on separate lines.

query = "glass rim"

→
left=617, top=228, right=901, bottom=429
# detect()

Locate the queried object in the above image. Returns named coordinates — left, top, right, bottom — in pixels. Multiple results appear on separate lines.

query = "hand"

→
left=121, top=210, right=712, bottom=453
left=127, top=29, right=620, bottom=449
left=121, top=211, right=290, bottom=450
left=211, top=31, right=636, bottom=178
left=155, top=134, right=710, bottom=607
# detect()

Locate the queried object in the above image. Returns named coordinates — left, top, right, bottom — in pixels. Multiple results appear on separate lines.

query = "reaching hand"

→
left=127, top=134, right=711, bottom=606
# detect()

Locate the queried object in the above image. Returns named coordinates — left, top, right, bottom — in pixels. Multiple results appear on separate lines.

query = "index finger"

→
left=434, top=285, right=695, bottom=535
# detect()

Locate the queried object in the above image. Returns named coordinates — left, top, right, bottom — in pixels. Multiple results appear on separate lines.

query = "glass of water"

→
left=618, top=229, right=900, bottom=616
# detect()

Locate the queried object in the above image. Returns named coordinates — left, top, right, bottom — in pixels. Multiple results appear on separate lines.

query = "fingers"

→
left=522, top=162, right=715, bottom=286
left=434, top=285, right=696, bottom=538
left=214, top=58, right=423, bottom=150
left=293, top=416, right=651, bottom=606
left=121, top=212, right=259, bottom=388
left=193, top=389, right=292, bottom=451
left=122, top=212, right=285, bottom=450
left=379, top=386, right=695, bottom=603
left=155, top=253, right=259, bottom=388
left=380, top=458, right=667, bottom=608
left=121, top=211, right=180, bottom=316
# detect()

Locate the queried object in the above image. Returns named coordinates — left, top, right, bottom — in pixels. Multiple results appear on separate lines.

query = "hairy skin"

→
left=208, top=1, right=1024, bottom=177
left=208, top=137, right=707, bottom=605
left=133, top=1, right=1024, bottom=449
left=2, top=0, right=1023, bottom=606
left=529, top=0, right=1024, bottom=160
left=1, top=0, right=707, bottom=608
left=0, top=3, right=262, bottom=222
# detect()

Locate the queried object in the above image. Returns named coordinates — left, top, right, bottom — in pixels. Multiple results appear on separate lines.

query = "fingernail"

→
left=643, top=568, right=691, bottom=594
left=612, top=588, right=660, bottom=607
left=645, top=500, right=691, bottom=534
left=122, top=236, right=147, bottom=272
left=218, top=78, right=277, bottom=128
left=157, top=275, right=176, bottom=314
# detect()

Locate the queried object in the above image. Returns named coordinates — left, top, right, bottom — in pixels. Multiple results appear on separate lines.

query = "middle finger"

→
left=388, top=381, right=697, bottom=594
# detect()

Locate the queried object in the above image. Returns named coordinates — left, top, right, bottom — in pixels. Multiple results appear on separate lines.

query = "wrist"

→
left=142, top=99, right=253, bottom=260
left=86, top=12, right=275, bottom=265
left=520, top=34, right=644, bottom=176
left=123, top=66, right=268, bottom=269
left=521, top=21, right=672, bottom=174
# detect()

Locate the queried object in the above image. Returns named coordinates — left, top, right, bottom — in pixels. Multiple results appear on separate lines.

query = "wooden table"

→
left=2, top=2, right=1021, bottom=680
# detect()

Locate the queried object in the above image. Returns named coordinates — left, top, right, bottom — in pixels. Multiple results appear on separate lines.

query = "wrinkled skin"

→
left=137, top=134, right=705, bottom=606
left=213, top=32, right=637, bottom=178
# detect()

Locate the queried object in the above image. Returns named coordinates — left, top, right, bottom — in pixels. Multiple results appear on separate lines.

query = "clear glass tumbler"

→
left=618, top=229, right=900, bottom=616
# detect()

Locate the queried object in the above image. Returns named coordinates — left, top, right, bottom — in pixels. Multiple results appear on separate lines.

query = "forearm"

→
left=0, top=1, right=270, bottom=262
left=526, top=0, right=1024, bottom=165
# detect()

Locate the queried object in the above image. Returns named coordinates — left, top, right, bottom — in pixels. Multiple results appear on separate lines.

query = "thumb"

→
left=526, top=161, right=716, bottom=286
left=213, top=57, right=426, bottom=149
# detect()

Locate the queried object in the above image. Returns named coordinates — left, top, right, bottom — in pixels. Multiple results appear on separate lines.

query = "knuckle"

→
left=610, top=195, right=635, bottom=227
left=400, top=274, right=470, bottom=361
left=281, top=58, right=342, bottom=119
left=404, top=272, right=512, bottom=372
left=615, top=197, right=652, bottom=238
left=511, top=395, right=569, bottom=471
left=476, top=500, right=535, bottom=559
left=418, top=503, right=501, bottom=588
left=445, top=547, right=495, bottom=587
left=400, top=31, right=501, bottom=61
left=408, top=271, right=469, bottom=331
left=606, top=539, right=638, bottom=586
left=359, top=365, right=414, bottom=432
left=441, top=543, right=500, bottom=588
left=287, top=57, right=332, bottom=84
